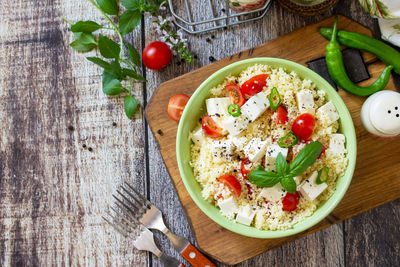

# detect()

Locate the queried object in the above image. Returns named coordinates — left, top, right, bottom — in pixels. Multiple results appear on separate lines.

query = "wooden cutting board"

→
left=145, top=15, right=400, bottom=265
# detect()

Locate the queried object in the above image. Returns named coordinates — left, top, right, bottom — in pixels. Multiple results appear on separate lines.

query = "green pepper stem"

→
left=331, top=16, right=338, bottom=43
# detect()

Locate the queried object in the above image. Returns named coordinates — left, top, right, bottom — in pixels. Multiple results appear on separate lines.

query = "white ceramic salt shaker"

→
left=361, top=90, right=400, bottom=137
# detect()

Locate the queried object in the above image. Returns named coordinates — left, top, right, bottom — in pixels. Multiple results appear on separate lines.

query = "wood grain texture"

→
left=0, top=0, right=398, bottom=267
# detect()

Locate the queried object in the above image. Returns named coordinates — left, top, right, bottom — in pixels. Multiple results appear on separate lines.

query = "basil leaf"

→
left=255, top=165, right=265, bottom=171
left=121, top=0, right=141, bottom=10
left=86, top=57, right=112, bottom=69
left=280, top=176, right=297, bottom=194
left=127, top=43, right=141, bottom=67
left=122, top=68, right=146, bottom=81
left=71, top=20, right=103, bottom=33
left=289, top=141, right=322, bottom=177
left=96, top=0, right=119, bottom=15
left=98, top=34, right=120, bottom=59
left=102, top=71, right=123, bottom=95
left=73, top=32, right=97, bottom=45
left=119, top=10, right=142, bottom=35
left=248, top=170, right=280, bottom=188
left=276, top=153, right=289, bottom=176
left=124, top=95, right=138, bottom=119
left=110, top=60, right=124, bottom=79
left=69, top=40, right=96, bottom=52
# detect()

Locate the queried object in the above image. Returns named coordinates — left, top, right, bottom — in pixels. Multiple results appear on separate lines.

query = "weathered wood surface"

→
left=0, top=1, right=398, bottom=267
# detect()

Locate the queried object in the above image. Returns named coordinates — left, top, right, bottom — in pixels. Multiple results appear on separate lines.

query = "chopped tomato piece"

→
left=201, top=115, right=223, bottom=138
left=167, top=94, right=190, bottom=122
left=276, top=106, right=288, bottom=125
left=218, top=175, right=242, bottom=198
left=240, top=158, right=251, bottom=180
left=292, top=113, right=316, bottom=140
left=318, top=145, right=326, bottom=159
left=282, top=192, right=300, bottom=211
left=240, top=74, right=269, bottom=97
left=246, top=183, right=253, bottom=200
left=226, top=84, right=245, bottom=107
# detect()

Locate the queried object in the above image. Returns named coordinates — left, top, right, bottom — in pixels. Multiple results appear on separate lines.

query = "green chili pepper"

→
left=269, top=87, right=281, bottom=110
left=228, top=104, right=241, bottom=117
left=320, top=27, right=400, bottom=75
left=316, top=166, right=329, bottom=184
left=278, top=132, right=299, bottom=148
left=325, top=17, right=393, bottom=96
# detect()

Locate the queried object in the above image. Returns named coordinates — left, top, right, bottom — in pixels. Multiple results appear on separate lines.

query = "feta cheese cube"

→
left=243, top=138, right=268, bottom=162
left=218, top=196, right=238, bottom=216
left=190, top=126, right=205, bottom=145
left=241, top=92, right=269, bottom=122
left=206, top=97, right=230, bottom=117
left=299, top=171, right=328, bottom=201
left=317, top=101, right=339, bottom=126
left=327, top=133, right=346, bottom=155
left=222, top=115, right=249, bottom=136
left=265, top=145, right=288, bottom=171
left=293, top=176, right=302, bottom=186
left=296, top=90, right=315, bottom=115
left=210, top=140, right=234, bottom=163
left=235, top=205, right=256, bottom=226
left=229, top=136, right=248, bottom=152
left=257, top=183, right=285, bottom=202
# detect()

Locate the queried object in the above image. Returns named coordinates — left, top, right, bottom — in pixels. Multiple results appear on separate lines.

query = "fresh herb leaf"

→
left=119, top=10, right=142, bottom=35
left=71, top=20, right=103, bottom=33
left=102, top=70, right=123, bottom=95
left=98, top=34, right=121, bottom=59
left=73, top=32, right=97, bottom=45
left=69, top=40, right=96, bottom=52
left=122, top=68, right=146, bottom=81
left=124, top=95, right=138, bottom=119
left=248, top=170, right=280, bottom=188
left=96, top=0, right=119, bottom=15
left=121, top=0, right=141, bottom=10
left=86, top=57, right=112, bottom=69
left=289, top=141, right=322, bottom=177
left=280, top=176, right=297, bottom=194
left=127, top=43, right=141, bottom=67
left=276, top=153, right=289, bottom=176
left=110, top=60, right=124, bottom=79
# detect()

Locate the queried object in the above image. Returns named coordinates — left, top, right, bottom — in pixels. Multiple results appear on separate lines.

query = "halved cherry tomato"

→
left=292, top=113, right=316, bottom=140
left=282, top=192, right=300, bottom=211
left=167, top=94, right=190, bottom=122
left=240, top=158, right=251, bottom=180
left=226, top=84, right=245, bottom=107
left=202, top=115, right=223, bottom=138
left=218, top=174, right=242, bottom=198
left=276, top=106, right=288, bottom=125
left=240, top=74, right=269, bottom=97
left=318, top=145, right=326, bottom=159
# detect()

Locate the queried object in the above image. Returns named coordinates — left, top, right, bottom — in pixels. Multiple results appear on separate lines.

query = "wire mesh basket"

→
left=168, top=0, right=272, bottom=34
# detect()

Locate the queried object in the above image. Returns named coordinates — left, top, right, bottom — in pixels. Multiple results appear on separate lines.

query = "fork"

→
left=103, top=206, right=185, bottom=267
left=115, top=182, right=216, bottom=267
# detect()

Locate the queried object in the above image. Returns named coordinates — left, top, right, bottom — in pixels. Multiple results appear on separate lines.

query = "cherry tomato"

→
left=218, top=175, right=242, bottom=198
left=276, top=106, right=288, bottom=125
left=202, top=115, right=223, bottom=138
left=226, top=84, right=245, bottom=107
left=240, top=74, right=269, bottom=97
left=292, top=113, right=316, bottom=140
left=142, top=41, right=172, bottom=70
left=282, top=192, right=300, bottom=211
left=318, top=145, right=326, bottom=159
left=240, top=158, right=251, bottom=180
left=167, top=94, right=190, bottom=122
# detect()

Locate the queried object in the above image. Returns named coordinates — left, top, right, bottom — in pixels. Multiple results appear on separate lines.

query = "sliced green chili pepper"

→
left=269, top=87, right=281, bottom=110
left=320, top=27, right=400, bottom=75
left=325, top=17, right=393, bottom=96
left=316, top=166, right=329, bottom=184
left=228, top=104, right=241, bottom=117
left=278, top=132, right=299, bottom=148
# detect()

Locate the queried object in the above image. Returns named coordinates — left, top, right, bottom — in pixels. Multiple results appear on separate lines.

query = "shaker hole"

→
left=395, top=106, right=398, bottom=110
left=396, top=114, right=399, bottom=117
left=388, top=110, right=391, bottom=114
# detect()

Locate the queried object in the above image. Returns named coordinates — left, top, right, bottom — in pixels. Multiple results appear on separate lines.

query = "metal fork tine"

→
left=113, top=194, right=140, bottom=219
left=102, top=216, right=129, bottom=238
left=119, top=186, right=145, bottom=209
left=104, top=212, right=132, bottom=237
left=115, top=190, right=142, bottom=211
left=124, top=182, right=152, bottom=207
left=110, top=206, right=139, bottom=231
left=113, top=199, right=141, bottom=225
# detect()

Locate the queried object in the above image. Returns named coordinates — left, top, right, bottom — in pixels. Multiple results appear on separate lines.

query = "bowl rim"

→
left=176, top=57, right=357, bottom=238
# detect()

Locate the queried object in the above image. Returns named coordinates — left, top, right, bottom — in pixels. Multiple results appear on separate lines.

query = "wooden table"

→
left=0, top=0, right=398, bottom=266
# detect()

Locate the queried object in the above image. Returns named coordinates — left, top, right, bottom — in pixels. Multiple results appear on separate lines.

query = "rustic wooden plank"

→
left=0, top=0, right=147, bottom=266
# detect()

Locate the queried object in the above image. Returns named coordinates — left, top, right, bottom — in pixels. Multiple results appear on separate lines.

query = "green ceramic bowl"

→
left=176, top=58, right=356, bottom=238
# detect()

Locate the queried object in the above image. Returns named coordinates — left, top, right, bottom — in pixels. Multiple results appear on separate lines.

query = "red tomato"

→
left=167, top=94, right=190, bottom=122
left=276, top=106, right=288, bottom=125
left=240, top=74, right=269, bottom=97
left=282, top=192, right=300, bottom=211
left=218, top=175, right=242, bottom=198
left=142, top=41, right=172, bottom=70
left=240, top=158, right=251, bottom=180
left=226, top=84, right=245, bottom=106
left=292, top=113, right=316, bottom=140
left=246, top=183, right=253, bottom=200
left=318, top=145, right=326, bottom=159
left=201, top=115, right=223, bottom=138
